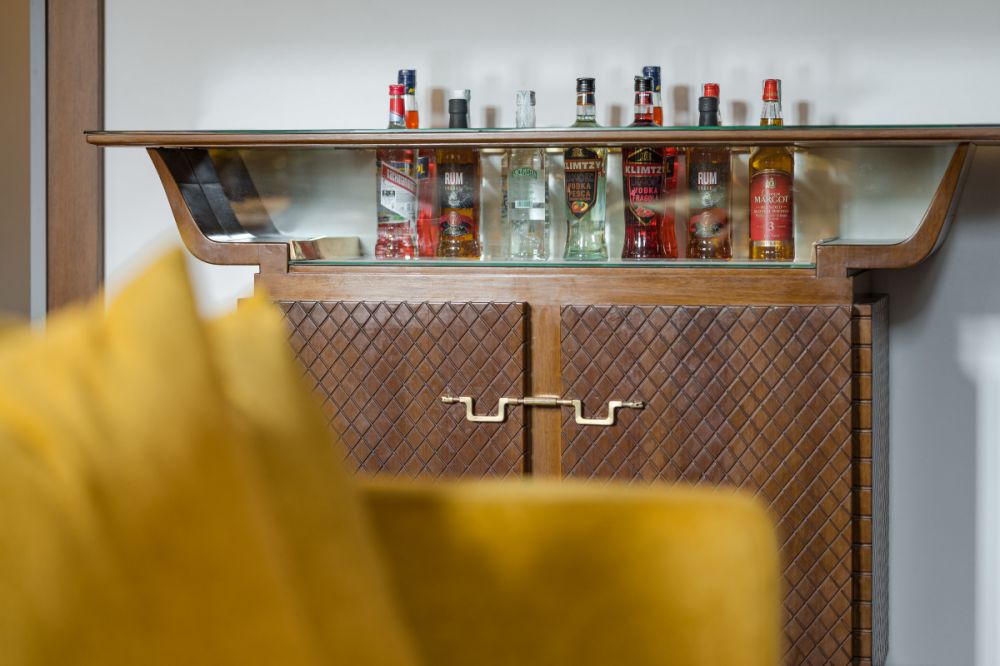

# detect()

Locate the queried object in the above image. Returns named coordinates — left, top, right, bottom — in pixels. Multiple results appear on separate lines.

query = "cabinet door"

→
left=281, top=300, right=527, bottom=478
left=561, top=304, right=853, bottom=666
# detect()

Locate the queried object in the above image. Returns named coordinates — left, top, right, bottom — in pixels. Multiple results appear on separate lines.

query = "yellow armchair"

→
left=0, top=251, right=780, bottom=666
left=363, top=479, right=780, bottom=666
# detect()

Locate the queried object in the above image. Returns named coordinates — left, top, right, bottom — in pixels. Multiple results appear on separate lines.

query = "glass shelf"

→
left=287, top=257, right=815, bottom=269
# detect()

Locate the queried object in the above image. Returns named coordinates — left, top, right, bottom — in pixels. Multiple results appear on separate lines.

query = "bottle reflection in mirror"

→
left=375, top=84, right=416, bottom=259
left=564, top=77, right=608, bottom=260
left=436, top=93, right=481, bottom=258
left=502, top=90, right=550, bottom=260
left=687, top=83, right=732, bottom=259
left=622, top=76, right=674, bottom=259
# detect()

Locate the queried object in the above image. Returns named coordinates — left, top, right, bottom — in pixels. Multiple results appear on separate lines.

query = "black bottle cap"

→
left=448, top=98, right=469, bottom=127
left=634, top=76, right=653, bottom=92
left=698, top=95, right=719, bottom=113
left=576, top=77, right=595, bottom=93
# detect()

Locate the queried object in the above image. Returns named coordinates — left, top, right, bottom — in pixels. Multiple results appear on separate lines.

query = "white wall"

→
left=105, top=1, right=1000, bottom=663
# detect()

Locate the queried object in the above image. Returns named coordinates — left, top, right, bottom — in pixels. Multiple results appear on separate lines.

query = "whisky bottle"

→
left=642, top=66, right=663, bottom=127
left=687, top=84, right=732, bottom=259
left=749, top=79, right=794, bottom=261
left=622, top=76, right=672, bottom=259
left=502, top=90, right=549, bottom=260
left=435, top=95, right=481, bottom=258
left=375, top=84, right=416, bottom=259
left=563, top=77, right=608, bottom=260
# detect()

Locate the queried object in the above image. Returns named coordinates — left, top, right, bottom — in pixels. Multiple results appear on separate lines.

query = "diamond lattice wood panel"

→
left=561, top=305, right=853, bottom=666
left=279, top=301, right=527, bottom=478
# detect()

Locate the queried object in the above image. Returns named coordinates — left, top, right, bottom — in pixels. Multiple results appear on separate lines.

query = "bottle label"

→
left=688, top=154, right=730, bottom=239
left=509, top=164, right=545, bottom=220
left=416, top=155, right=431, bottom=180
left=378, top=161, right=416, bottom=224
left=440, top=163, right=476, bottom=210
left=439, top=211, right=474, bottom=239
left=749, top=169, right=793, bottom=241
left=623, top=147, right=664, bottom=225
left=564, top=147, right=603, bottom=220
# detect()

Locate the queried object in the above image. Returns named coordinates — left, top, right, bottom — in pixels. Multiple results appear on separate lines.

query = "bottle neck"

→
left=515, top=105, right=536, bottom=129
left=388, top=95, right=406, bottom=129
left=759, top=100, right=783, bottom=127
left=575, top=92, right=596, bottom=123
left=403, top=93, right=418, bottom=129
left=632, top=91, right=653, bottom=125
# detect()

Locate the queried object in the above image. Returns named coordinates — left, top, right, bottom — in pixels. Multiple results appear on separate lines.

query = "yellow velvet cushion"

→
left=363, top=480, right=780, bottom=666
left=0, top=251, right=417, bottom=666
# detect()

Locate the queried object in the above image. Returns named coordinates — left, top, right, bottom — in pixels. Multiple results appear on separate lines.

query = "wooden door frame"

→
left=46, top=0, right=103, bottom=311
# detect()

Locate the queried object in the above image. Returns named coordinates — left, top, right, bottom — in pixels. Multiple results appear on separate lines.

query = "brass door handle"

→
left=441, top=395, right=643, bottom=426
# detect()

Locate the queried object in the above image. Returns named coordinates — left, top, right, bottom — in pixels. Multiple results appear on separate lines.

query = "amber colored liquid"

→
left=435, top=147, right=481, bottom=258
left=405, top=110, right=419, bottom=130
left=686, top=145, right=732, bottom=259
left=653, top=106, right=663, bottom=126
left=749, top=116, right=794, bottom=260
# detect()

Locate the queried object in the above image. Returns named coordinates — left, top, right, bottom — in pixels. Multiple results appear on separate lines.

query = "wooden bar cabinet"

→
left=90, top=125, right=1000, bottom=665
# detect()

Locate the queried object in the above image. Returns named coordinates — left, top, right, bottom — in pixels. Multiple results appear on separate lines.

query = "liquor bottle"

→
left=502, top=90, right=549, bottom=260
left=563, top=77, right=608, bottom=260
left=749, top=79, right=794, bottom=261
left=435, top=95, right=481, bottom=258
left=686, top=83, right=732, bottom=259
left=621, top=76, right=673, bottom=259
left=642, top=66, right=663, bottom=127
left=398, top=69, right=419, bottom=129
left=375, top=84, right=416, bottom=259
left=397, top=69, right=439, bottom=257
left=703, top=82, right=721, bottom=124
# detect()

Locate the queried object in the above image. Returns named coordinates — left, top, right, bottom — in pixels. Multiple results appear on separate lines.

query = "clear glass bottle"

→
left=687, top=83, right=732, bottom=259
left=502, top=90, right=549, bottom=260
left=375, top=84, right=416, bottom=259
left=435, top=95, right=481, bottom=258
left=642, top=66, right=663, bottom=126
left=749, top=79, right=795, bottom=261
left=563, top=77, right=608, bottom=260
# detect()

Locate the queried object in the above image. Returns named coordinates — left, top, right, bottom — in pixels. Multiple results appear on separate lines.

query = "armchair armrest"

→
left=360, top=479, right=780, bottom=666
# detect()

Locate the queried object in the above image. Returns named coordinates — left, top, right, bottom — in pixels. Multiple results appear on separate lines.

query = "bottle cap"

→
left=389, top=84, right=404, bottom=95
left=698, top=95, right=719, bottom=113
left=576, top=77, right=596, bottom=93
left=634, top=76, right=653, bottom=92
left=448, top=98, right=468, bottom=115
left=397, top=69, right=416, bottom=93
left=516, top=90, right=536, bottom=107
left=762, top=79, right=781, bottom=101
left=451, top=89, right=471, bottom=102
left=703, top=82, right=720, bottom=98
left=641, top=66, right=661, bottom=91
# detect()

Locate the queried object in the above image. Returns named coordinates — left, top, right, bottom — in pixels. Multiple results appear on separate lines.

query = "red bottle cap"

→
left=389, top=84, right=405, bottom=95
left=703, top=83, right=720, bottom=98
left=762, top=79, right=780, bottom=101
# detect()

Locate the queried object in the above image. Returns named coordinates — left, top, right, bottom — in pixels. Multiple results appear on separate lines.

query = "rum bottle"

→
left=502, top=90, right=549, bottom=260
left=687, top=83, right=732, bottom=259
left=563, top=77, right=608, bottom=260
left=436, top=95, right=481, bottom=258
left=749, top=79, right=794, bottom=261
left=375, top=84, right=416, bottom=259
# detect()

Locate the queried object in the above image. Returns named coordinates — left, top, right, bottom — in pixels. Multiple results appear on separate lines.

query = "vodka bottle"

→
left=503, top=90, right=549, bottom=260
